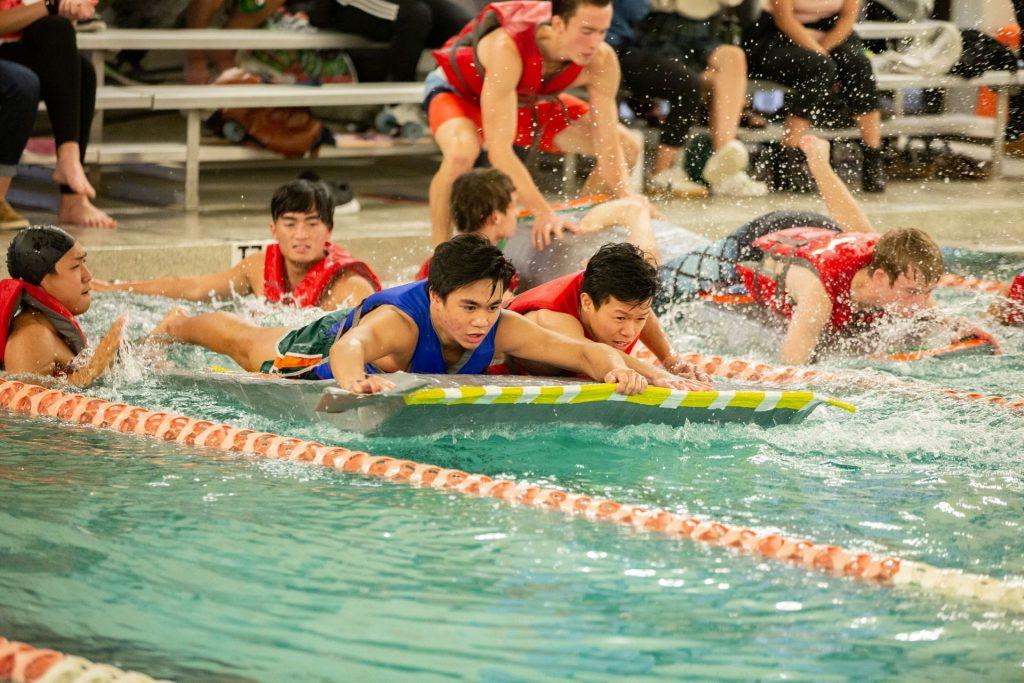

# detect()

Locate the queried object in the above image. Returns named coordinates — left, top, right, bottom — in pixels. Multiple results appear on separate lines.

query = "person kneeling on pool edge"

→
left=0, top=226, right=124, bottom=385
left=152, top=235, right=695, bottom=395
left=506, top=242, right=708, bottom=388
left=416, top=168, right=664, bottom=288
left=93, top=179, right=380, bottom=311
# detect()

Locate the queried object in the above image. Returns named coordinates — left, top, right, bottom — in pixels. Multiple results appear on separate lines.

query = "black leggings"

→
left=616, top=46, right=703, bottom=149
left=744, top=16, right=878, bottom=125
left=309, top=0, right=470, bottom=82
left=0, top=15, right=96, bottom=171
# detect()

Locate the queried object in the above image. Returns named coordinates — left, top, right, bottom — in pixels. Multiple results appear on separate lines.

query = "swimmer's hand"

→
left=68, top=314, right=127, bottom=387
left=341, top=376, right=397, bottom=394
left=798, top=134, right=830, bottom=166
left=532, top=210, right=578, bottom=251
left=660, top=354, right=711, bottom=387
left=604, top=368, right=647, bottom=395
left=955, top=326, right=1001, bottom=355
left=651, top=373, right=711, bottom=392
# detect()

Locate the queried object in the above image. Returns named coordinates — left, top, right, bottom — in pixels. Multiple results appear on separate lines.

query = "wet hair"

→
left=450, top=169, right=516, bottom=234
left=552, top=0, right=611, bottom=20
left=581, top=242, right=659, bottom=308
left=270, top=179, right=334, bottom=228
left=427, top=234, right=517, bottom=300
left=6, top=225, right=77, bottom=286
left=871, top=228, right=943, bottom=285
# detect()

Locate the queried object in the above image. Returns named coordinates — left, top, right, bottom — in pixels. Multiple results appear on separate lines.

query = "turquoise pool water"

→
left=1, top=265, right=1022, bottom=680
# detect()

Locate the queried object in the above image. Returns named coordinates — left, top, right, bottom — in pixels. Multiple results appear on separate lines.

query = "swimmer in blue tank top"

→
left=151, top=235, right=696, bottom=395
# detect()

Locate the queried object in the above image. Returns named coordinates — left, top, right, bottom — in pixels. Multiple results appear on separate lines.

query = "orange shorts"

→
left=428, top=91, right=589, bottom=153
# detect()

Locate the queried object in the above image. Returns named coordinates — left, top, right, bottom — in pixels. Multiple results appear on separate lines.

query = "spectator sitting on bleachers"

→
left=0, top=0, right=116, bottom=227
left=0, top=59, right=39, bottom=230
left=743, top=0, right=886, bottom=193
left=105, top=0, right=288, bottom=84
left=607, top=0, right=707, bottom=198
left=625, top=0, right=768, bottom=197
left=298, top=0, right=471, bottom=82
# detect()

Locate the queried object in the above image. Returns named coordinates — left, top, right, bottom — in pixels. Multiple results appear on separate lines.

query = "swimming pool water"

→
left=1, top=267, right=1022, bottom=680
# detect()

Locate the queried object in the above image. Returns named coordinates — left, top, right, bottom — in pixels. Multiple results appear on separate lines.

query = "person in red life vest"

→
left=990, top=272, right=1024, bottom=326
left=506, top=242, right=709, bottom=388
left=655, top=135, right=1000, bottom=365
left=417, top=168, right=664, bottom=290
left=1, top=226, right=124, bottom=384
left=93, top=180, right=380, bottom=311
left=424, top=0, right=643, bottom=252
left=148, top=235, right=691, bottom=395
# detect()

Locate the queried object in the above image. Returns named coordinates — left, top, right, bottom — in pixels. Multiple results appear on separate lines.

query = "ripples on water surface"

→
left=1, top=273, right=1023, bottom=680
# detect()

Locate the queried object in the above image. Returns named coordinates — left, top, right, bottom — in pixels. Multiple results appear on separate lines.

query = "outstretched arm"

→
left=68, top=315, right=127, bottom=387
left=799, top=135, right=874, bottom=233
left=586, top=49, right=632, bottom=199
left=93, top=255, right=254, bottom=302
left=496, top=312, right=647, bottom=394
left=327, top=308, right=413, bottom=393
left=480, top=34, right=575, bottom=251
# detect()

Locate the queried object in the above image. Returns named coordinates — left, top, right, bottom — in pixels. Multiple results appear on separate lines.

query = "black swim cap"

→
left=6, top=225, right=77, bottom=286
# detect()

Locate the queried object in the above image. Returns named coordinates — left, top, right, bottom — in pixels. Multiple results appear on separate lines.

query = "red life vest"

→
left=1002, top=271, right=1024, bottom=325
left=433, top=1, right=584, bottom=105
left=734, top=227, right=881, bottom=332
left=417, top=256, right=520, bottom=292
left=507, top=271, right=640, bottom=354
left=0, top=278, right=87, bottom=370
left=263, top=242, right=381, bottom=308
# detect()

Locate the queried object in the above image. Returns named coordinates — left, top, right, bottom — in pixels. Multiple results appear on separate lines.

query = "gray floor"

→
left=5, top=146, right=1024, bottom=284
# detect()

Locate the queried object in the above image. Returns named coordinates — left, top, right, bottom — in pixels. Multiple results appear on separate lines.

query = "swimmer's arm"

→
left=319, top=272, right=376, bottom=312
left=818, top=0, right=858, bottom=52
left=577, top=197, right=662, bottom=263
left=587, top=47, right=631, bottom=199
left=326, top=308, right=412, bottom=393
left=67, top=315, right=127, bottom=387
left=638, top=316, right=673, bottom=363
left=496, top=311, right=646, bottom=393
left=799, top=135, right=873, bottom=233
left=779, top=283, right=832, bottom=365
left=770, top=0, right=827, bottom=53
left=478, top=36, right=552, bottom=230
left=92, top=255, right=253, bottom=301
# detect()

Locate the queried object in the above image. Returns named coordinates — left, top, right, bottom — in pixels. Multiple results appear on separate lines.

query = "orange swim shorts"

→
left=427, top=91, right=589, bottom=154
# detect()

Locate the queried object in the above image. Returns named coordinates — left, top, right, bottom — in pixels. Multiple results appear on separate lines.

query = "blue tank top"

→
left=312, top=280, right=500, bottom=379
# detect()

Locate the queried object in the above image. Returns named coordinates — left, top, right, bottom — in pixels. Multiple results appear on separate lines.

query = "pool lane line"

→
left=939, top=273, right=1008, bottom=295
left=664, top=351, right=1024, bottom=414
left=0, top=636, right=170, bottom=683
left=1, top=379, right=1021, bottom=614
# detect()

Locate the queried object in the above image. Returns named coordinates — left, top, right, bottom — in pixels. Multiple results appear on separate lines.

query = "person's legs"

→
left=428, top=110, right=483, bottom=245
left=420, top=0, right=471, bottom=47
left=829, top=34, right=884, bottom=191
left=154, top=308, right=288, bottom=372
left=184, top=0, right=228, bottom=83
left=0, top=60, right=40, bottom=201
left=388, top=0, right=433, bottom=81
left=704, top=45, right=745, bottom=152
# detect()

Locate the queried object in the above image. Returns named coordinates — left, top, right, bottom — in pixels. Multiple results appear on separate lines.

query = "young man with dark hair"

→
left=153, top=235, right=693, bottom=395
left=1, top=226, right=124, bottom=384
left=425, top=0, right=643, bottom=251
left=657, top=135, right=998, bottom=364
left=94, top=179, right=380, bottom=310
left=417, top=168, right=663, bottom=282
left=507, top=242, right=709, bottom=386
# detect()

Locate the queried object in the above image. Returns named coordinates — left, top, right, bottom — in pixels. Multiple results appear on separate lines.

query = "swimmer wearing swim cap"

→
left=1, top=226, right=125, bottom=384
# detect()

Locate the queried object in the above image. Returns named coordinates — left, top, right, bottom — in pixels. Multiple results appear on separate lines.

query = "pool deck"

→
left=4, top=149, right=1023, bottom=283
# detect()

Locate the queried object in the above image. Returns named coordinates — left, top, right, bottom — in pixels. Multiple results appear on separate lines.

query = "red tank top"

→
left=735, top=228, right=880, bottom=332
left=433, top=1, right=584, bottom=104
left=508, top=271, right=640, bottom=354
left=263, top=242, right=381, bottom=308
left=0, top=278, right=87, bottom=370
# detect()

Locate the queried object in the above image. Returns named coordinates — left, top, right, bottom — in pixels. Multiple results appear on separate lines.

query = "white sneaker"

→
left=709, top=170, right=769, bottom=197
left=646, top=167, right=708, bottom=199
left=702, top=140, right=749, bottom=186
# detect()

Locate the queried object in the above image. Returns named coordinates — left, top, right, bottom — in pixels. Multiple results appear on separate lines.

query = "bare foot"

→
left=58, top=194, right=118, bottom=229
left=149, top=306, right=190, bottom=342
left=52, top=144, right=96, bottom=198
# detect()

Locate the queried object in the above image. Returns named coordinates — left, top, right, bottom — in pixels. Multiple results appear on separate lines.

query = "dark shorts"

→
left=637, top=13, right=724, bottom=70
left=258, top=309, right=349, bottom=377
